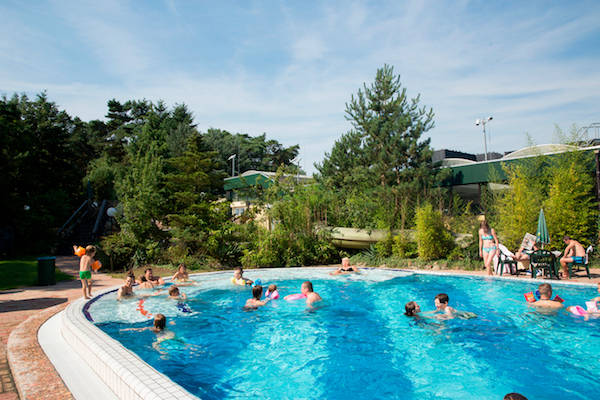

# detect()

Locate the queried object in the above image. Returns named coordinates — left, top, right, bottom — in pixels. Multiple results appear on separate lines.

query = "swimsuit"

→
left=340, top=268, right=353, bottom=272
left=571, top=256, right=585, bottom=264
left=79, top=270, right=92, bottom=280
left=481, top=233, right=496, bottom=253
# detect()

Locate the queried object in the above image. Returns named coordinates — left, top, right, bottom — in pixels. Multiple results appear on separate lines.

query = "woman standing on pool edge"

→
left=478, top=219, right=499, bottom=276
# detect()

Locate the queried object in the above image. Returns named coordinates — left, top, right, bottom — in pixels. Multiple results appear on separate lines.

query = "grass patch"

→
left=0, top=257, right=74, bottom=290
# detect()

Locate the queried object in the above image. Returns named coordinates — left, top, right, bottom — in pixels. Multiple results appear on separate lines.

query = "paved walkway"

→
left=0, top=257, right=121, bottom=400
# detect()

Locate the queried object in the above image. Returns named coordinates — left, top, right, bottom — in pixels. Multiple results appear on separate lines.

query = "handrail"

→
left=92, top=200, right=108, bottom=237
left=58, top=199, right=89, bottom=235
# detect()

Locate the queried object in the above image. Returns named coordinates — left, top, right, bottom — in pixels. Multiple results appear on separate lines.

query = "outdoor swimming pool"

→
left=88, top=269, right=600, bottom=399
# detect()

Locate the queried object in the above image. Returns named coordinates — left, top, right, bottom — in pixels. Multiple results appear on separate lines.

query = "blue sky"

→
left=2, top=1, right=599, bottom=173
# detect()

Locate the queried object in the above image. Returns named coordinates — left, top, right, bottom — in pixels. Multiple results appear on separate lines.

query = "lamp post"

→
left=228, top=154, right=236, bottom=177
left=475, top=116, right=493, bottom=161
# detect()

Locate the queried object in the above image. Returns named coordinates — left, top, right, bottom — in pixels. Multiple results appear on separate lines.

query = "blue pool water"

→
left=89, top=269, right=600, bottom=399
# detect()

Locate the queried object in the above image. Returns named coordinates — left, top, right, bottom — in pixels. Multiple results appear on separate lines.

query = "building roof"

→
left=224, top=170, right=312, bottom=191
left=442, top=144, right=600, bottom=186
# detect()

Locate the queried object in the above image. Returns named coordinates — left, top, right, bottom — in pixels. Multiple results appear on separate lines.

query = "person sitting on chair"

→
left=513, top=241, right=540, bottom=270
left=559, top=236, right=586, bottom=279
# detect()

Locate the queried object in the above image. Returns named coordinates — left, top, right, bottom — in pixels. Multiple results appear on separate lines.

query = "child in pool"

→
left=231, top=267, right=253, bottom=286
left=265, top=284, right=279, bottom=299
left=434, top=293, right=457, bottom=319
left=531, top=283, right=563, bottom=310
left=171, top=264, right=189, bottom=282
left=168, top=285, right=187, bottom=300
left=117, top=274, right=135, bottom=300
left=404, top=301, right=421, bottom=316
left=245, top=285, right=267, bottom=308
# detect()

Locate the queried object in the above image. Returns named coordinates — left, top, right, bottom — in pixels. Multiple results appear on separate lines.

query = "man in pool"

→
left=139, top=267, right=165, bottom=286
left=303, top=281, right=322, bottom=305
left=559, top=236, right=586, bottom=279
left=531, top=283, right=563, bottom=309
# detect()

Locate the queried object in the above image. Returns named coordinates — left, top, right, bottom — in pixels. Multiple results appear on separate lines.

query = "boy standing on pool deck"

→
left=79, top=245, right=95, bottom=299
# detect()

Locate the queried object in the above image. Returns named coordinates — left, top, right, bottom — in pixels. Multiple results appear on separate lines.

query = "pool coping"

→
left=61, top=266, right=596, bottom=400
left=61, top=286, right=198, bottom=400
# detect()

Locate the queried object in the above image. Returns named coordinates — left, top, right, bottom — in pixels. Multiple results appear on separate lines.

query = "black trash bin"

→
left=37, top=256, right=56, bottom=285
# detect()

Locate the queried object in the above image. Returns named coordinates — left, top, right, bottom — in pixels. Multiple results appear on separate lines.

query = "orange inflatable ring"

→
left=74, top=246, right=86, bottom=257
left=92, top=260, right=102, bottom=271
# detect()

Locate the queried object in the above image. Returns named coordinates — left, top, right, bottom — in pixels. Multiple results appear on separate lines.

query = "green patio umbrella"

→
left=536, top=208, right=550, bottom=248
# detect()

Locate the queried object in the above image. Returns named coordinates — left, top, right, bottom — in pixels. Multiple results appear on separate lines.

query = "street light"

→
left=227, top=154, right=237, bottom=177
left=475, top=116, right=493, bottom=161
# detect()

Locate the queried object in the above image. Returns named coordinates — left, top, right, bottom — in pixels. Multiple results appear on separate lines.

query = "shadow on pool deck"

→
left=0, top=297, right=68, bottom=313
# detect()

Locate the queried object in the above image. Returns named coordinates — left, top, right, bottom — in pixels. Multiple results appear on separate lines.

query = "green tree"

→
left=544, top=152, right=597, bottom=247
left=316, top=65, right=438, bottom=229
left=202, top=129, right=300, bottom=174
left=0, top=93, right=89, bottom=253
left=493, top=161, right=545, bottom=249
left=164, top=135, right=233, bottom=263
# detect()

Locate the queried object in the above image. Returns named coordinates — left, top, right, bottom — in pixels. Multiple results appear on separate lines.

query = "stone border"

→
left=61, top=287, right=197, bottom=400
left=60, top=267, right=596, bottom=400
left=7, top=302, right=74, bottom=400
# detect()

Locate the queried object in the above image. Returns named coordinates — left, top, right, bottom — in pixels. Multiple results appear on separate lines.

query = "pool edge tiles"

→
left=61, top=286, right=198, bottom=400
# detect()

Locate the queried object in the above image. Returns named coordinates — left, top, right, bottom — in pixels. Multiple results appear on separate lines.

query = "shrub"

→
left=415, top=203, right=455, bottom=260
left=392, top=233, right=418, bottom=258
left=375, top=232, right=394, bottom=257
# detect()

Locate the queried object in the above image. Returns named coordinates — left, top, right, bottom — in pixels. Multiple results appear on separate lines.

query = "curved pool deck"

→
left=53, top=267, right=599, bottom=399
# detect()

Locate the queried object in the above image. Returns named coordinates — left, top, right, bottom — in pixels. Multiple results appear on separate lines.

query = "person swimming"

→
left=231, top=267, right=253, bottom=286
left=245, top=285, right=268, bottom=309
left=404, top=301, right=421, bottom=316
left=330, top=257, right=360, bottom=275
left=168, top=285, right=187, bottom=301
left=171, top=264, right=190, bottom=282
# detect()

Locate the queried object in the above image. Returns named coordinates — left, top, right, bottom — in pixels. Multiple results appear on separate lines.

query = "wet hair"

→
left=140, top=276, right=147, bottom=282
left=252, top=285, right=263, bottom=300
left=538, top=283, right=552, bottom=298
left=268, top=284, right=277, bottom=292
left=168, top=286, right=180, bottom=296
left=85, top=245, right=96, bottom=254
left=154, top=314, right=166, bottom=330
left=144, top=267, right=153, bottom=274
left=435, top=293, right=449, bottom=304
left=480, top=220, right=490, bottom=233
left=404, top=301, right=418, bottom=316
left=504, top=393, right=528, bottom=400
left=235, top=267, right=243, bottom=273
left=302, top=281, right=314, bottom=292
left=563, top=235, right=571, bottom=241
left=178, top=263, right=187, bottom=272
